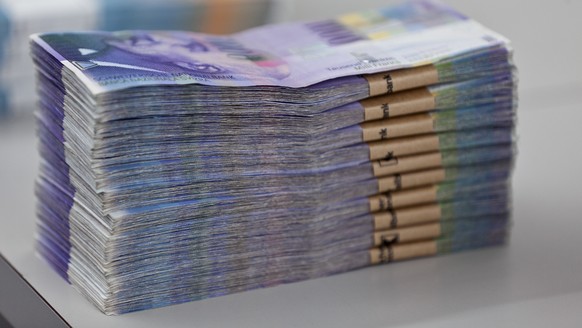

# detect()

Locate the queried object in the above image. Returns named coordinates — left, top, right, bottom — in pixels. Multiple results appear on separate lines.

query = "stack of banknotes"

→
left=0, top=0, right=274, bottom=117
left=31, top=0, right=517, bottom=315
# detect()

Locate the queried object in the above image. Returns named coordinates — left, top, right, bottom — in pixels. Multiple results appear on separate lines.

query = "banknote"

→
left=32, top=0, right=510, bottom=94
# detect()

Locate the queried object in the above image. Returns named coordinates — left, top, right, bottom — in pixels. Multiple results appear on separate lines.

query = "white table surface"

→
left=2, top=0, right=582, bottom=325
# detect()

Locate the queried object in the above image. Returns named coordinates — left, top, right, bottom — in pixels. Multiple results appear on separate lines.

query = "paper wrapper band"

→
left=364, top=65, right=440, bottom=96
left=361, top=87, right=436, bottom=121
left=361, top=113, right=435, bottom=142
left=369, top=240, right=438, bottom=264
left=373, top=222, right=441, bottom=246
left=368, top=134, right=441, bottom=161
left=377, top=168, right=446, bottom=193
left=369, top=185, right=438, bottom=212
left=372, top=151, right=443, bottom=177
left=373, top=203, right=442, bottom=230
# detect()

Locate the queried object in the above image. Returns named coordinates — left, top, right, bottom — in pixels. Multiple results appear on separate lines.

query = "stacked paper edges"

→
left=31, top=0, right=517, bottom=315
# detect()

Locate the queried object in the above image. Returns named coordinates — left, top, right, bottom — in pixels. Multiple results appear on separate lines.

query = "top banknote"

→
left=31, top=0, right=510, bottom=94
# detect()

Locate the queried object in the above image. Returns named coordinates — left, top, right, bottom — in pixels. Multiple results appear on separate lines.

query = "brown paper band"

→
left=361, top=88, right=436, bottom=121
left=372, top=151, right=443, bottom=177
left=368, top=134, right=441, bottom=161
left=377, top=167, right=446, bottom=193
left=364, top=65, right=440, bottom=97
left=369, top=185, right=438, bottom=212
left=364, top=72, right=395, bottom=97
left=360, top=113, right=435, bottom=142
left=369, top=240, right=438, bottom=264
left=373, top=209, right=399, bottom=230
left=373, top=223, right=442, bottom=246
left=373, top=203, right=442, bottom=230
left=377, top=174, right=401, bottom=192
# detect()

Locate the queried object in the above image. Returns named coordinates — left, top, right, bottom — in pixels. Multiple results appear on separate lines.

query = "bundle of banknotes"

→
left=0, top=0, right=274, bottom=117
left=31, top=0, right=517, bottom=315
